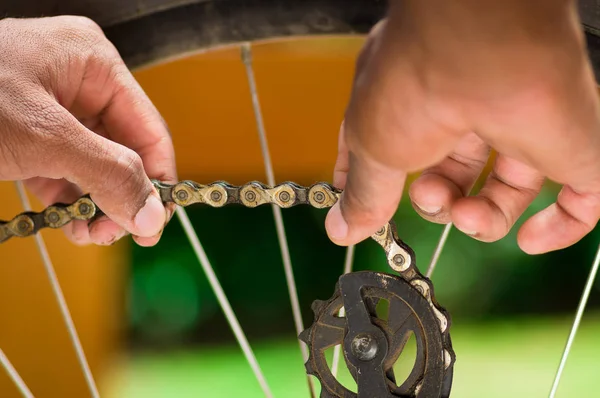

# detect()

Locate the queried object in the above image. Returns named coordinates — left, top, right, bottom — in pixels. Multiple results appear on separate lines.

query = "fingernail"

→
left=456, top=226, right=478, bottom=237
left=327, top=203, right=348, bottom=241
left=104, top=229, right=129, bottom=246
left=134, top=194, right=166, bottom=237
left=414, top=202, right=442, bottom=216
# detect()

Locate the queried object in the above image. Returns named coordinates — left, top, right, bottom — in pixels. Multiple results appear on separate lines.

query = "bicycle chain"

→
left=0, top=179, right=455, bottom=395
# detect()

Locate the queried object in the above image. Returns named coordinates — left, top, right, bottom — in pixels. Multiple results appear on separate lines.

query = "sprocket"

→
left=299, top=271, right=455, bottom=398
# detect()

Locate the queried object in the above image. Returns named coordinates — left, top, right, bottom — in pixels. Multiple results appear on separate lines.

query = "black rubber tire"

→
left=0, top=0, right=386, bottom=69
left=2, top=0, right=600, bottom=78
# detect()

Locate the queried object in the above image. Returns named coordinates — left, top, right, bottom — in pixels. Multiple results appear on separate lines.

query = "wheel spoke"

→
left=426, top=223, right=453, bottom=279
left=548, top=243, right=600, bottom=398
left=0, top=348, right=34, bottom=398
left=176, top=208, right=273, bottom=397
left=241, top=42, right=317, bottom=398
left=14, top=182, right=100, bottom=398
left=331, top=245, right=355, bottom=378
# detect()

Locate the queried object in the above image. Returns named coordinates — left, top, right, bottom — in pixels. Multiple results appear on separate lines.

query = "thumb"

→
left=326, top=147, right=407, bottom=246
left=325, top=17, right=463, bottom=246
left=51, top=106, right=166, bottom=238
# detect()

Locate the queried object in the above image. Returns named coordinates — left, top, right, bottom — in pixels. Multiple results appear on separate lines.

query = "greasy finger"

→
left=409, top=132, right=489, bottom=223
left=325, top=151, right=407, bottom=246
left=41, top=103, right=167, bottom=239
left=518, top=186, right=600, bottom=254
left=326, top=18, right=466, bottom=246
left=65, top=30, right=178, bottom=186
left=333, top=121, right=349, bottom=189
left=452, top=155, right=544, bottom=242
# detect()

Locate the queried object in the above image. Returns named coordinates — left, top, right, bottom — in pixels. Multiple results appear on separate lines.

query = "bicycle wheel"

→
left=1, top=1, right=600, bottom=397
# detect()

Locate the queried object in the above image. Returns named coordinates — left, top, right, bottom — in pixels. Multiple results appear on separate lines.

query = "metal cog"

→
left=299, top=271, right=455, bottom=398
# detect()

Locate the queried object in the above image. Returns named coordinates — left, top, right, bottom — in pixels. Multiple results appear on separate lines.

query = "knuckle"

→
left=43, top=16, right=110, bottom=64
left=0, top=16, right=111, bottom=83
left=51, top=16, right=104, bottom=43
left=106, top=150, right=147, bottom=197
left=113, top=150, right=144, bottom=180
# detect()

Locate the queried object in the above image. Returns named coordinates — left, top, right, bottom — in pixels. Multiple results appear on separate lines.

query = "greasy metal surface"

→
left=299, top=271, right=454, bottom=397
left=0, top=179, right=454, bottom=396
left=0, top=180, right=412, bottom=273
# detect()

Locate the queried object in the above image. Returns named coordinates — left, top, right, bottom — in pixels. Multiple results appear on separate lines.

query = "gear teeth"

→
left=304, top=358, right=316, bottom=375
left=298, top=326, right=312, bottom=345
left=311, top=299, right=327, bottom=315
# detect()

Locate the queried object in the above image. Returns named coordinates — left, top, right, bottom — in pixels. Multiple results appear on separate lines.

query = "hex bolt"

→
left=351, top=333, right=379, bottom=362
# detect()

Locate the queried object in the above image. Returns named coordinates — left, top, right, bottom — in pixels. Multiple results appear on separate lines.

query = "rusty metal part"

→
left=0, top=179, right=454, bottom=396
left=299, top=272, right=455, bottom=398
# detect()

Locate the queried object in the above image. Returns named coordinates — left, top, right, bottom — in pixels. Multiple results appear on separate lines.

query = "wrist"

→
left=389, top=0, right=578, bottom=46
left=383, top=0, right=590, bottom=98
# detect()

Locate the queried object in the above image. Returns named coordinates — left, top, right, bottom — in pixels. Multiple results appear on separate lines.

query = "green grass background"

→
left=105, top=314, right=600, bottom=397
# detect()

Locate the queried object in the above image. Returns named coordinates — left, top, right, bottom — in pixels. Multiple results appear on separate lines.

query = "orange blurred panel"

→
left=251, top=37, right=364, bottom=185
left=133, top=36, right=365, bottom=185
left=133, top=44, right=265, bottom=184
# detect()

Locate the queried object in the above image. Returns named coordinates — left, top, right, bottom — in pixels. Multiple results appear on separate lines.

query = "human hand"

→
left=0, top=16, right=177, bottom=246
left=326, top=0, right=600, bottom=254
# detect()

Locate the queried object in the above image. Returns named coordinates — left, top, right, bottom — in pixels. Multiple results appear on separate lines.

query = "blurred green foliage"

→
left=127, top=182, right=600, bottom=347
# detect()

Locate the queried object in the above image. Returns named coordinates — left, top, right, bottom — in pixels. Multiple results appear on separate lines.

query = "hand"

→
left=0, top=16, right=177, bottom=246
left=326, top=0, right=600, bottom=254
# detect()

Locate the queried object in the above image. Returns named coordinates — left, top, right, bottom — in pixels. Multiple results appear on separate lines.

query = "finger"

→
left=68, top=45, right=178, bottom=185
left=518, top=186, right=600, bottom=254
left=332, top=18, right=388, bottom=190
left=79, top=120, right=171, bottom=245
left=325, top=152, right=407, bottom=246
left=451, top=155, right=544, bottom=242
left=409, top=132, right=489, bottom=223
left=87, top=215, right=129, bottom=246
left=133, top=230, right=164, bottom=247
left=326, top=19, right=467, bottom=246
left=333, top=121, right=349, bottom=188
left=23, top=177, right=92, bottom=245
left=27, top=98, right=168, bottom=240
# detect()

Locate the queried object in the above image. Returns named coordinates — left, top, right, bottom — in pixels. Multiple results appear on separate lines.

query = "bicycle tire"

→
left=3, top=0, right=600, bottom=75
left=0, top=0, right=386, bottom=69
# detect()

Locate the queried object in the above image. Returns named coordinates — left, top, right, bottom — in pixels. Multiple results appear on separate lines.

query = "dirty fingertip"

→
left=325, top=202, right=349, bottom=245
left=133, top=193, right=166, bottom=237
